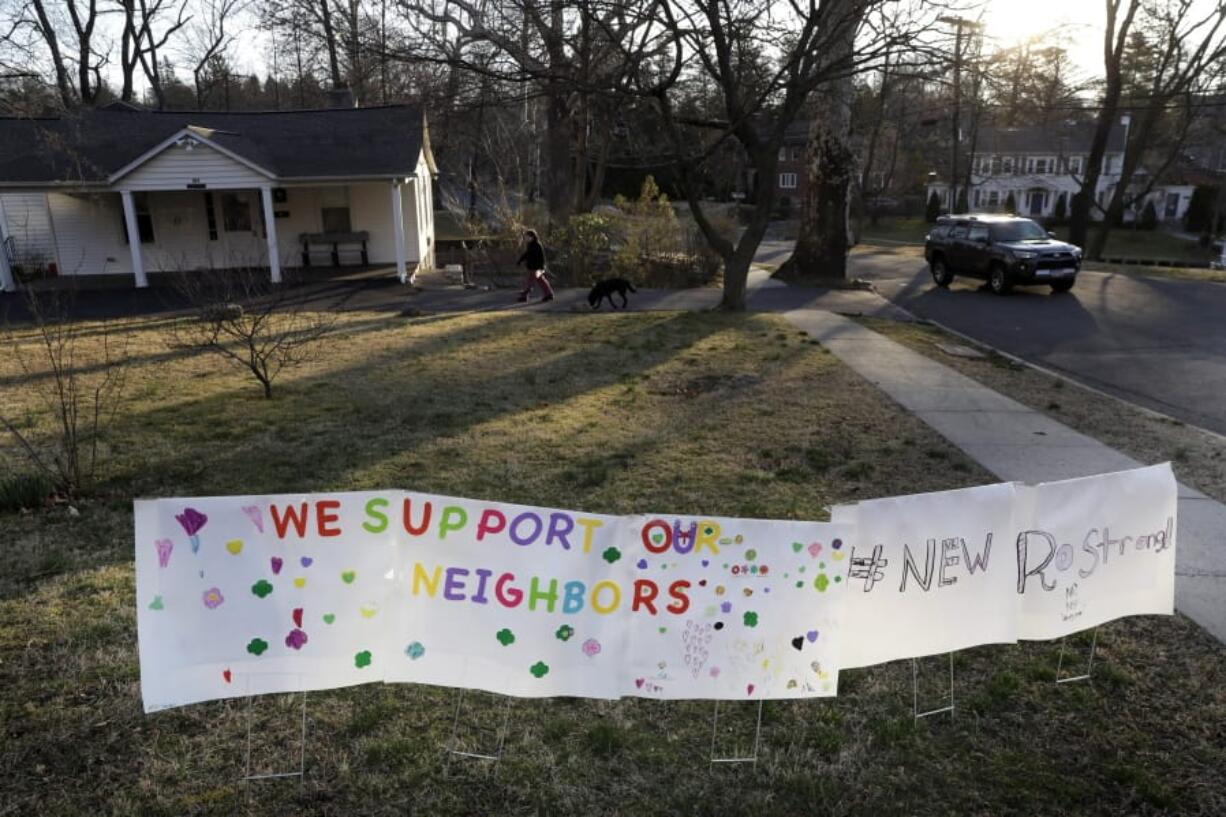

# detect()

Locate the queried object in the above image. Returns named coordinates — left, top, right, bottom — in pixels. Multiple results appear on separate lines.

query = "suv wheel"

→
left=930, top=258, right=954, bottom=288
left=988, top=264, right=1013, bottom=295
left=1050, top=279, right=1075, bottom=293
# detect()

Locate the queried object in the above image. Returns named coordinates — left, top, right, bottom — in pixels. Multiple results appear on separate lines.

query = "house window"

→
left=120, top=192, right=155, bottom=244
left=1035, top=158, right=1048, bottom=174
left=1003, top=158, right=1014, bottom=174
left=1069, top=157, right=1081, bottom=175
left=203, top=192, right=218, bottom=241
left=320, top=187, right=353, bottom=233
left=974, top=189, right=982, bottom=207
left=791, top=146, right=802, bottom=160
left=779, top=173, right=798, bottom=189
left=988, top=190, right=999, bottom=207
left=222, top=193, right=253, bottom=232
left=778, top=147, right=788, bottom=161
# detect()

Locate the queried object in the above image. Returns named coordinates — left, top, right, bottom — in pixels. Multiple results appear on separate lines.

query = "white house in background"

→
left=926, top=116, right=1195, bottom=224
left=0, top=102, right=436, bottom=292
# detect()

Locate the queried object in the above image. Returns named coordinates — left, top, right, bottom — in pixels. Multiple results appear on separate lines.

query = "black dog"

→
left=588, top=278, right=637, bottom=309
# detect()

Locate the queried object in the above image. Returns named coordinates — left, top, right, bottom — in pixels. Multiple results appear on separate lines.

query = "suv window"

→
left=950, top=225, right=969, bottom=239
left=989, top=219, right=1048, bottom=242
left=967, top=225, right=989, bottom=242
left=930, top=225, right=950, bottom=239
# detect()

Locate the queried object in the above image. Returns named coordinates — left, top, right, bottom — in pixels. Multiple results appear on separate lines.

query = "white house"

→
left=926, top=117, right=1195, bottom=224
left=0, top=102, right=436, bottom=292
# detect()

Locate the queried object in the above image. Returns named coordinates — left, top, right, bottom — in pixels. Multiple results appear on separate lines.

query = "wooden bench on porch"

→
left=299, top=231, right=371, bottom=267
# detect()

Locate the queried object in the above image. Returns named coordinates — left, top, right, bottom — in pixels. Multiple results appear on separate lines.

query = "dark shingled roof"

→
left=0, top=104, right=427, bottom=184
left=972, top=122, right=1128, bottom=155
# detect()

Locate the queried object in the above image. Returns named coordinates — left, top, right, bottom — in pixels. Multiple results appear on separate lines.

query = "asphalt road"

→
left=846, top=247, right=1226, bottom=436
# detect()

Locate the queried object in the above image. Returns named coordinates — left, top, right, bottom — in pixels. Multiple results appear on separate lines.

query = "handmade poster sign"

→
left=135, top=492, right=849, bottom=711
left=1016, top=463, right=1176, bottom=640
left=831, top=482, right=1021, bottom=669
left=617, top=513, right=846, bottom=699
left=134, top=465, right=1175, bottom=712
left=135, top=492, right=398, bottom=711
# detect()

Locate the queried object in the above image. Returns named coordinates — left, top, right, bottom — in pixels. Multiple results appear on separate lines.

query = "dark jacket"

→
left=517, top=240, right=546, bottom=271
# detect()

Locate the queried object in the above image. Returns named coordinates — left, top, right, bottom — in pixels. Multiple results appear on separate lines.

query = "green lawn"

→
left=2, top=308, right=1225, bottom=815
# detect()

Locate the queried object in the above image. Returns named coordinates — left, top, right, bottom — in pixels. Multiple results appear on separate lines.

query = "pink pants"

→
left=521, top=269, right=554, bottom=298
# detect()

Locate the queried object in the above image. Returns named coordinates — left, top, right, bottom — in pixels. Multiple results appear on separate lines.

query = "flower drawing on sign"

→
left=175, top=507, right=208, bottom=554
left=202, top=587, right=224, bottom=609
left=555, top=624, right=575, bottom=642
left=405, top=642, right=425, bottom=660
left=581, top=638, right=601, bottom=657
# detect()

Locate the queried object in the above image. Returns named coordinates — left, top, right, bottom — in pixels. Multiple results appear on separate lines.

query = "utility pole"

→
left=939, top=16, right=981, bottom=213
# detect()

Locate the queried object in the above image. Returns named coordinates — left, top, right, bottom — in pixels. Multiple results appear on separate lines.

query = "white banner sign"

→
left=1016, top=464, right=1176, bottom=640
left=134, top=465, right=1176, bottom=712
left=135, top=492, right=849, bottom=711
left=832, top=481, right=1021, bottom=669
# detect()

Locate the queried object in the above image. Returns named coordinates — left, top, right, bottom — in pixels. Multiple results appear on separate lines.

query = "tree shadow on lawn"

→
left=0, top=311, right=750, bottom=596
left=110, top=311, right=744, bottom=499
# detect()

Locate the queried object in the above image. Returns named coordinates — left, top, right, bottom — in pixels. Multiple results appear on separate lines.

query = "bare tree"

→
left=644, top=0, right=934, bottom=308
left=173, top=269, right=336, bottom=399
left=5, top=0, right=107, bottom=107
left=781, top=11, right=857, bottom=281
left=117, top=0, right=192, bottom=105
left=180, top=0, right=245, bottom=106
left=1, top=292, right=129, bottom=497
left=1088, top=1, right=1226, bottom=259
left=393, top=0, right=664, bottom=221
left=1068, top=0, right=1143, bottom=250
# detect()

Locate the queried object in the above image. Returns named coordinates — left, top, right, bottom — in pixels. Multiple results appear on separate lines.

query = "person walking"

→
left=516, top=229, right=555, bottom=303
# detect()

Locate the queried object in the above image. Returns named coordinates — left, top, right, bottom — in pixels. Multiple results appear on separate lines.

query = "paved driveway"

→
left=850, top=249, right=1226, bottom=436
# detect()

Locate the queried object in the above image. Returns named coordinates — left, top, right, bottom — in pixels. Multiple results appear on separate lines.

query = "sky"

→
left=978, top=0, right=1106, bottom=80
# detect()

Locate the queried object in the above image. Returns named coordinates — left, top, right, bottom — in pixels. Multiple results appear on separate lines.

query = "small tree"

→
left=1, top=291, right=130, bottom=497
left=925, top=190, right=941, bottom=223
left=1005, top=192, right=1017, bottom=215
left=174, top=269, right=336, bottom=399
left=611, top=176, right=682, bottom=281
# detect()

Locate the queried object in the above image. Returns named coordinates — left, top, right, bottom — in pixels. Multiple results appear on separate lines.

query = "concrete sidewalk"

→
left=786, top=308, right=1226, bottom=646
left=406, top=268, right=913, bottom=320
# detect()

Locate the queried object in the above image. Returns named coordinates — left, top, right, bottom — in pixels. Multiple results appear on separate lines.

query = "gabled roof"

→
left=971, top=122, right=1128, bottom=155
left=0, top=104, right=429, bottom=185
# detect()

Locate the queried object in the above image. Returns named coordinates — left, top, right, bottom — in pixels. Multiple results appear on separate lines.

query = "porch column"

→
left=120, top=190, right=148, bottom=288
left=260, top=186, right=282, bottom=284
left=390, top=179, right=409, bottom=284
left=0, top=204, right=15, bottom=292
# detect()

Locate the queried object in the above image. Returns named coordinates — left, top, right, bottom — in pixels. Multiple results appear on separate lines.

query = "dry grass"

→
left=2, top=310, right=1225, bottom=815
left=1081, top=261, right=1226, bottom=285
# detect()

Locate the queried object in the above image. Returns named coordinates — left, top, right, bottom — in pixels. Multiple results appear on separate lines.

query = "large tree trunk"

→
left=720, top=215, right=770, bottom=311
left=781, top=67, right=855, bottom=280
left=29, top=0, right=75, bottom=108
left=543, top=89, right=574, bottom=223
left=1090, top=115, right=1154, bottom=259
left=319, top=0, right=344, bottom=89
left=1070, top=0, right=1138, bottom=250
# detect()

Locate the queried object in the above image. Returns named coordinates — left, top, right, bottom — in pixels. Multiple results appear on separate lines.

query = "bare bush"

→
left=173, top=268, right=335, bottom=399
left=0, top=292, right=130, bottom=497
